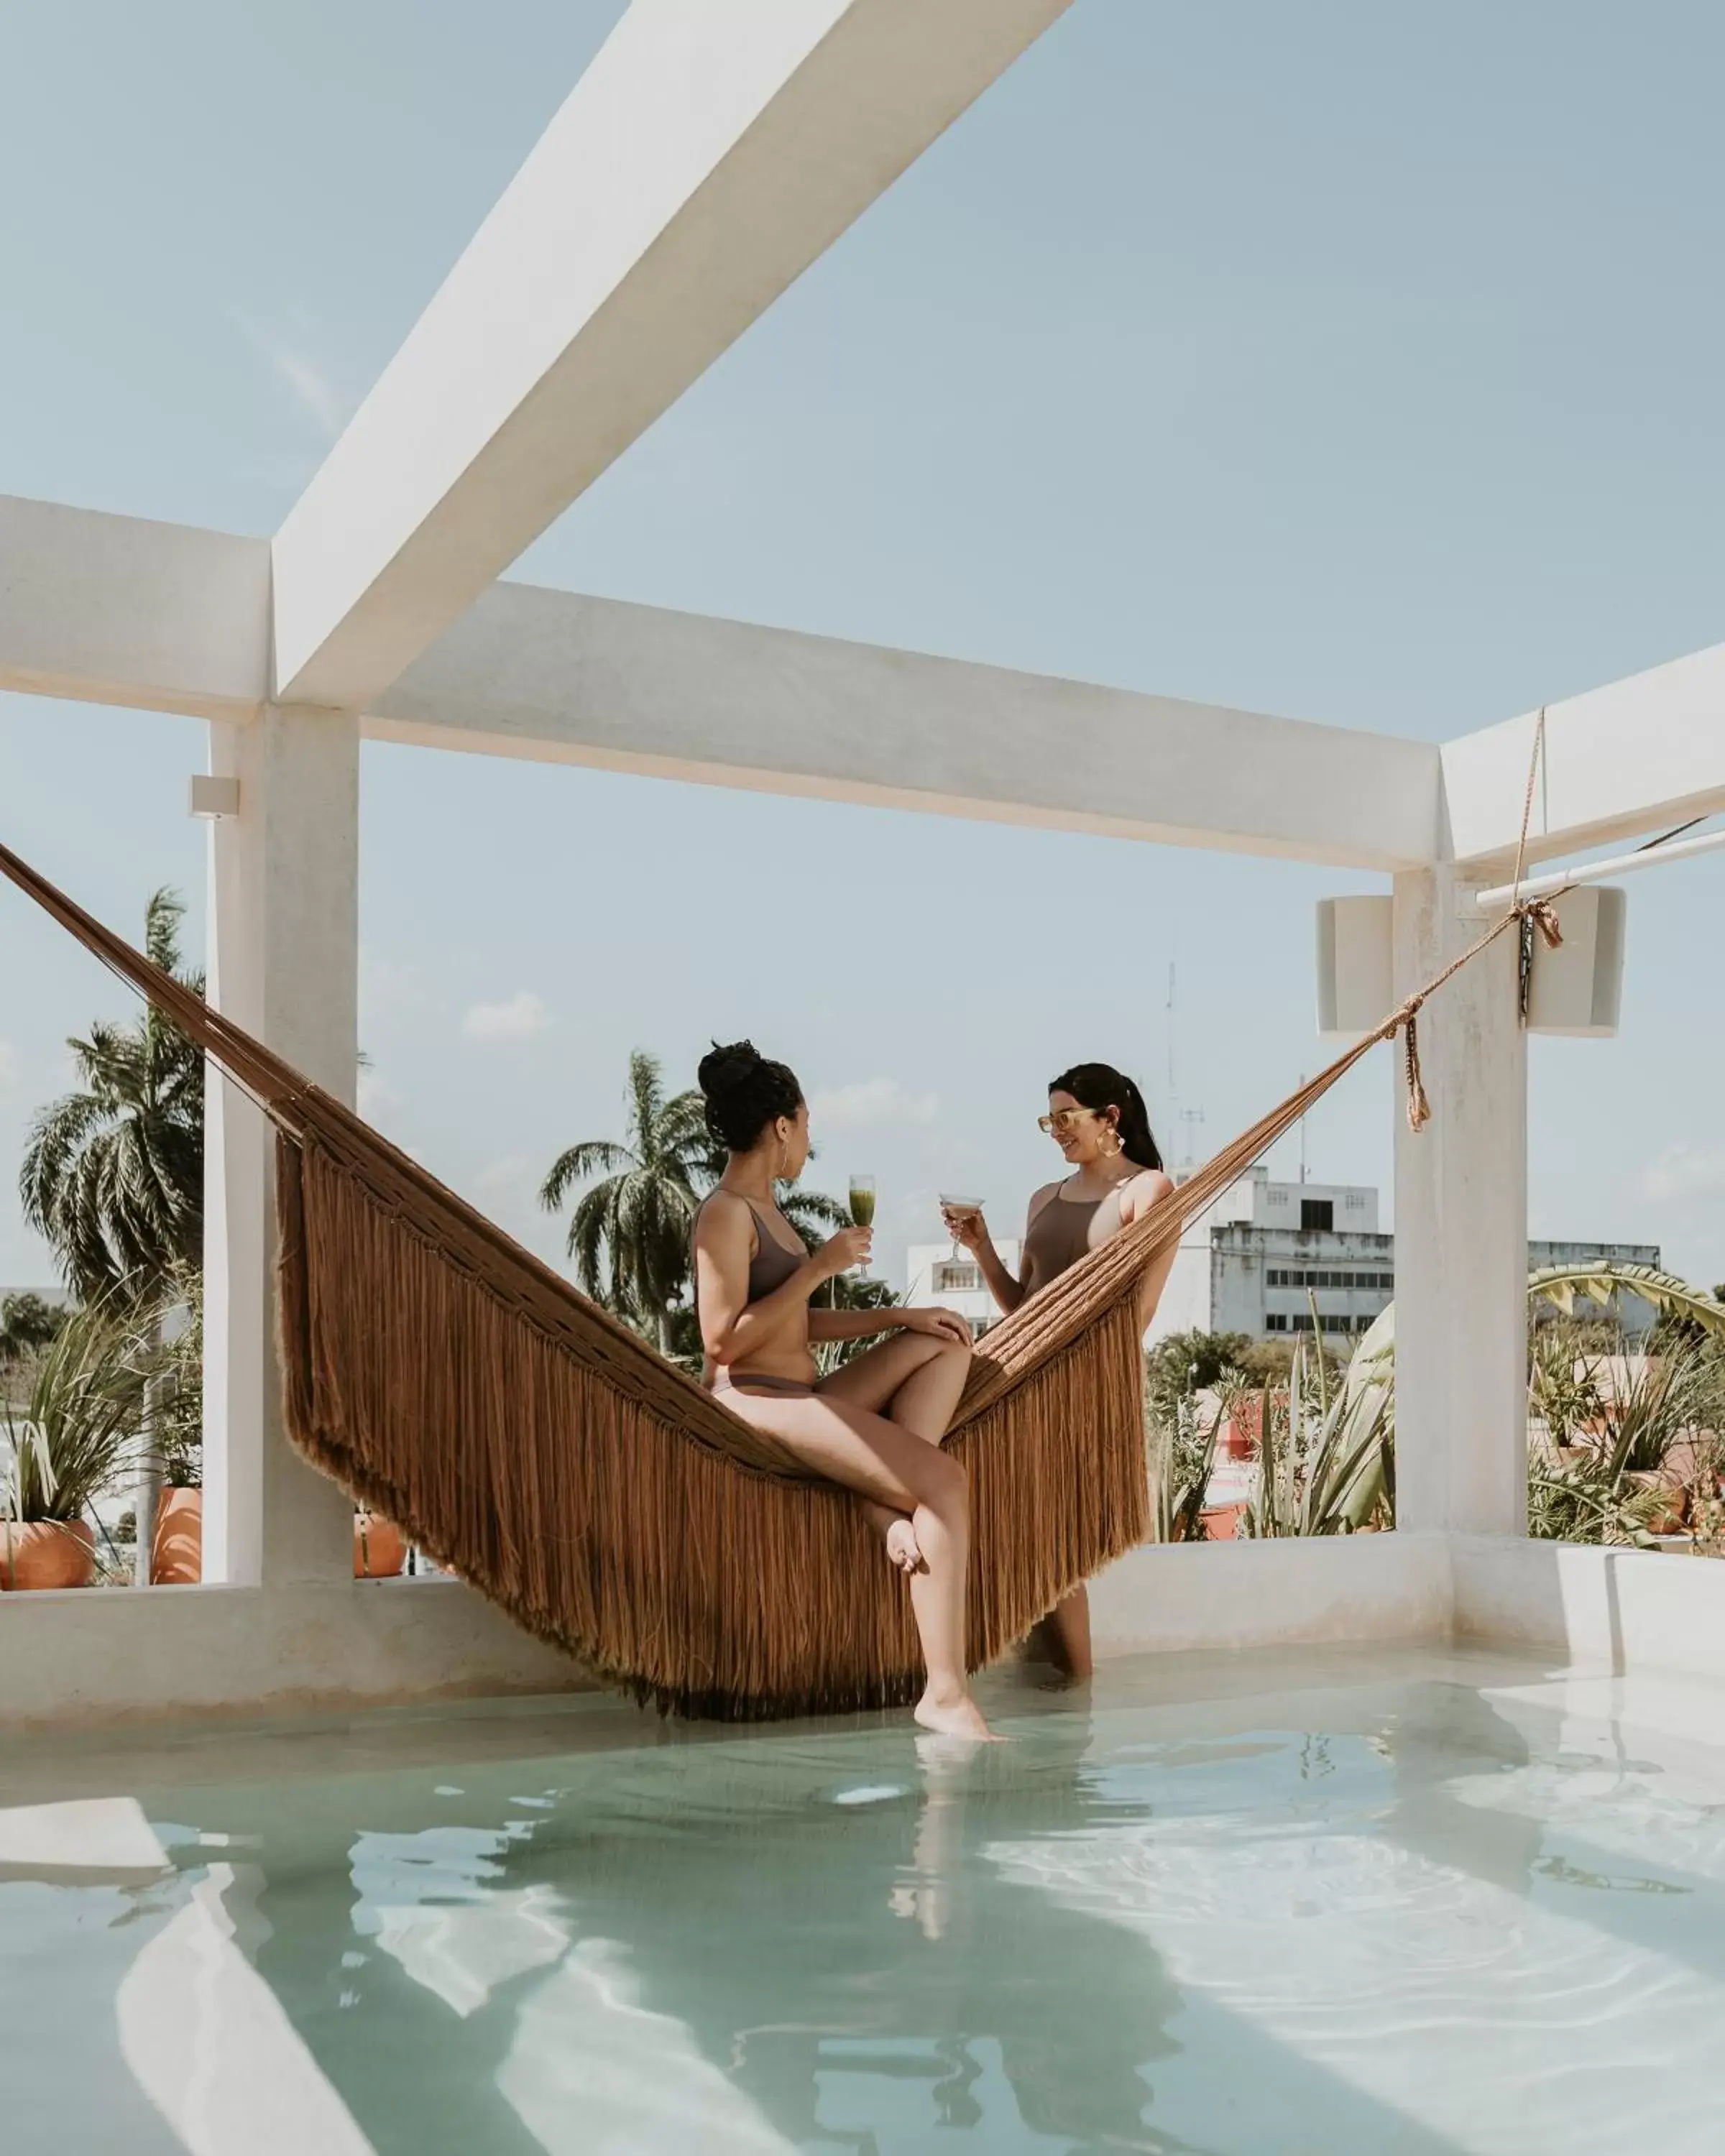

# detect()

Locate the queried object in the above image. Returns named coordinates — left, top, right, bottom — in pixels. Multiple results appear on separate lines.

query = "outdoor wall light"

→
left=188, top=775, right=241, bottom=820
left=1314, top=889, right=1624, bottom=1041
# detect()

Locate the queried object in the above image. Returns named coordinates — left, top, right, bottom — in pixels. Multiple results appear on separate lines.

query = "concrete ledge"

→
left=1089, top=1531, right=1452, bottom=1658
left=0, top=1575, right=589, bottom=1732
left=15, top=1534, right=1722, bottom=1737
left=1453, top=1534, right=1725, bottom=1678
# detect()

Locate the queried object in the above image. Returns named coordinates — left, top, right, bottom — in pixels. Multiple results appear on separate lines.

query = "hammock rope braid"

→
left=0, top=835, right=1548, bottom=1720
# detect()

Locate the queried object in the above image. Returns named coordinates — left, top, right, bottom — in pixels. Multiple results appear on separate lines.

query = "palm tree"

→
left=541, top=1049, right=866, bottom=1358
left=540, top=1051, right=711, bottom=1353
left=21, top=889, right=204, bottom=1306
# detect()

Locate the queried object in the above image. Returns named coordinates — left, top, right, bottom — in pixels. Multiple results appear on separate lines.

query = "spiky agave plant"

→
left=1, top=1296, right=152, bottom=1538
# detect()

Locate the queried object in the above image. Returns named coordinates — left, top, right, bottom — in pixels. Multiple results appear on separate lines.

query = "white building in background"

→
left=1149, top=1165, right=1662, bottom=1346
left=906, top=1241, right=1022, bottom=1337
left=1149, top=1169, right=1393, bottom=1345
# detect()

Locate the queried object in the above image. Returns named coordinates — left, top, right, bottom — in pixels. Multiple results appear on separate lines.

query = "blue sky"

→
left=3, top=0, right=1724, bottom=1293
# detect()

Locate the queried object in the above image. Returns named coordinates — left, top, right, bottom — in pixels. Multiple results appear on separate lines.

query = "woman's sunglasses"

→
left=1038, top=1107, right=1107, bottom=1135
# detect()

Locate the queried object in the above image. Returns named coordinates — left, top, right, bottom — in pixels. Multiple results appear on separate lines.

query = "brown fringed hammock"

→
left=0, top=837, right=1550, bottom=1720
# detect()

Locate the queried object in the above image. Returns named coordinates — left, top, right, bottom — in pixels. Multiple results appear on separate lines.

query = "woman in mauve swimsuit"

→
left=942, top=1062, right=1177, bottom=1683
left=690, top=1041, right=996, bottom=1743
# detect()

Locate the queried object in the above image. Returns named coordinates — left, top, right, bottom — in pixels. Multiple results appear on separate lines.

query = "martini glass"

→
left=939, top=1194, right=984, bottom=1260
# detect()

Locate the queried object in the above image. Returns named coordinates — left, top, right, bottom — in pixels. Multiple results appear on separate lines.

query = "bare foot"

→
left=883, top=1518, right=923, bottom=1575
left=914, top=1689, right=1003, bottom=1742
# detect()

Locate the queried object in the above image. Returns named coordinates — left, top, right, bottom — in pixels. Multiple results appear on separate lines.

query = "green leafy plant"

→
left=1528, top=1457, right=1662, bottom=1547
left=1149, top=1391, right=1221, bottom=1544
left=1238, top=1304, right=1394, bottom=1538
left=1144, top=1330, right=1252, bottom=1422
left=1, top=1297, right=152, bottom=1531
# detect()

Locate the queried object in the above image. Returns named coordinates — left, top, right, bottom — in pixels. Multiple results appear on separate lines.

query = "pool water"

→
left=7, top=1646, right=1725, bottom=2154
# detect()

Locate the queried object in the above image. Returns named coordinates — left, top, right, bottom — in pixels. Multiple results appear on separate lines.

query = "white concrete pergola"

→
left=4, top=1, right=1724, bottom=1722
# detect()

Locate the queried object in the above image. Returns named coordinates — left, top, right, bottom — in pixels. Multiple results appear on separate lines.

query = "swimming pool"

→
left=6, top=1645, right=1725, bottom=2153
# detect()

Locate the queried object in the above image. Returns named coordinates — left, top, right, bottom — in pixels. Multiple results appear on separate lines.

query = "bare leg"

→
left=1037, top=1584, right=1093, bottom=1682
left=821, top=1333, right=972, bottom=1573
left=717, top=1383, right=996, bottom=1741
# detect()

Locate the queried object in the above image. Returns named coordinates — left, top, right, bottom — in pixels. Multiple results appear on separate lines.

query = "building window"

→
left=1300, top=1199, right=1334, bottom=1232
left=1345, top=1193, right=1366, bottom=1211
left=935, top=1263, right=981, bottom=1292
left=1266, top=1266, right=1394, bottom=1291
left=1264, top=1313, right=1288, bottom=1332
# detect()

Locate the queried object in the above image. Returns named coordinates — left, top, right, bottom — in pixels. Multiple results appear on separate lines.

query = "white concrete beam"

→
left=1443, top=642, right=1725, bottom=867
left=370, top=583, right=1443, bottom=868
left=270, top=0, right=1075, bottom=712
left=0, top=494, right=268, bottom=722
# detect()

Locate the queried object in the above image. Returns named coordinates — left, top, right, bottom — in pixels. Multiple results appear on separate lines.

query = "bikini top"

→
left=1021, top=1181, right=1124, bottom=1293
left=692, top=1192, right=804, bottom=1313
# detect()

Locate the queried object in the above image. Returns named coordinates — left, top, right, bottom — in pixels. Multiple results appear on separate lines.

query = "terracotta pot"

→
left=1200, top=1502, right=1246, bottom=1542
left=1627, top=1473, right=1689, bottom=1537
left=354, top=1513, right=406, bottom=1578
left=1223, top=1399, right=1259, bottom=1463
left=0, top=1518, right=96, bottom=1590
left=150, top=1488, right=204, bottom=1585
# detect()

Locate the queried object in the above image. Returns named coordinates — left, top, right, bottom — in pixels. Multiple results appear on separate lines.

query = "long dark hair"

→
left=697, top=1039, right=803, bottom=1153
left=1049, top=1062, right=1163, bottom=1172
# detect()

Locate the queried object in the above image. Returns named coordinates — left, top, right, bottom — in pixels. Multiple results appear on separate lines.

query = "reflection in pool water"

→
left=8, top=1655, right=1725, bottom=2152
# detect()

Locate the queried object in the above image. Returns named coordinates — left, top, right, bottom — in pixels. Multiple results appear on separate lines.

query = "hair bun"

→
left=698, top=1039, right=763, bottom=1095
left=696, top=1038, right=804, bottom=1153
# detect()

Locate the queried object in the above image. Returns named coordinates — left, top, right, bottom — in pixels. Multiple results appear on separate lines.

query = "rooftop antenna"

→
left=1166, top=961, right=1177, bottom=1102
left=1297, top=1072, right=1309, bottom=1184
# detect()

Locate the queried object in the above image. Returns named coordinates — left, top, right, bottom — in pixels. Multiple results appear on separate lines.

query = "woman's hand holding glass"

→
left=939, top=1202, right=988, bottom=1255
left=819, top=1225, right=873, bottom=1278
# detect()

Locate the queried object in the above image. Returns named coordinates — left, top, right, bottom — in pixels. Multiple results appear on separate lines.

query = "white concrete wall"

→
left=14, top=1531, right=1725, bottom=1731
left=1087, top=1532, right=1452, bottom=1656
left=0, top=1579, right=586, bottom=1731
left=1452, top=1534, right=1725, bottom=1680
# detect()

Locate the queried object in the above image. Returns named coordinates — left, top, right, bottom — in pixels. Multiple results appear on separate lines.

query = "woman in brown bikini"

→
left=690, top=1041, right=996, bottom=1741
left=942, top=1062, right=1177, bottom=1683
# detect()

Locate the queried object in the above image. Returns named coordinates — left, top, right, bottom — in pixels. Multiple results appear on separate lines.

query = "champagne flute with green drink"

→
left=847, top=1174, right=876, bottom=1280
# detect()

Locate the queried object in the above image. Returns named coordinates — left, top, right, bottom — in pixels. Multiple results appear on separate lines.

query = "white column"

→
left=202, top=704, right=359, bottom=1585
left=1392, top=865, right=1528, bottom=1536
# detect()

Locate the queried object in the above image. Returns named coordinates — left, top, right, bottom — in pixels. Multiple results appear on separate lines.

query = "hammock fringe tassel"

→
left=0, top=835, right=1540, bottom=1720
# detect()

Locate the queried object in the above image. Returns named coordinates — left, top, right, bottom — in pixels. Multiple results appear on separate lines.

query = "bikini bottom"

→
left=712, top=1369, right=816, bottom=1401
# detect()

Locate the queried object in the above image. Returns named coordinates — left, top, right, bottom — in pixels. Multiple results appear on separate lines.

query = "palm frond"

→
left=1528, top=1263, right=1725, bottom=1335
left=540, top=1141, right=635, bottom=1212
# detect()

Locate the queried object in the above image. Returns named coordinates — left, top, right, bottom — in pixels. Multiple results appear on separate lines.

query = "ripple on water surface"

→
left=6, top=1661, right=1725, bottom=2153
